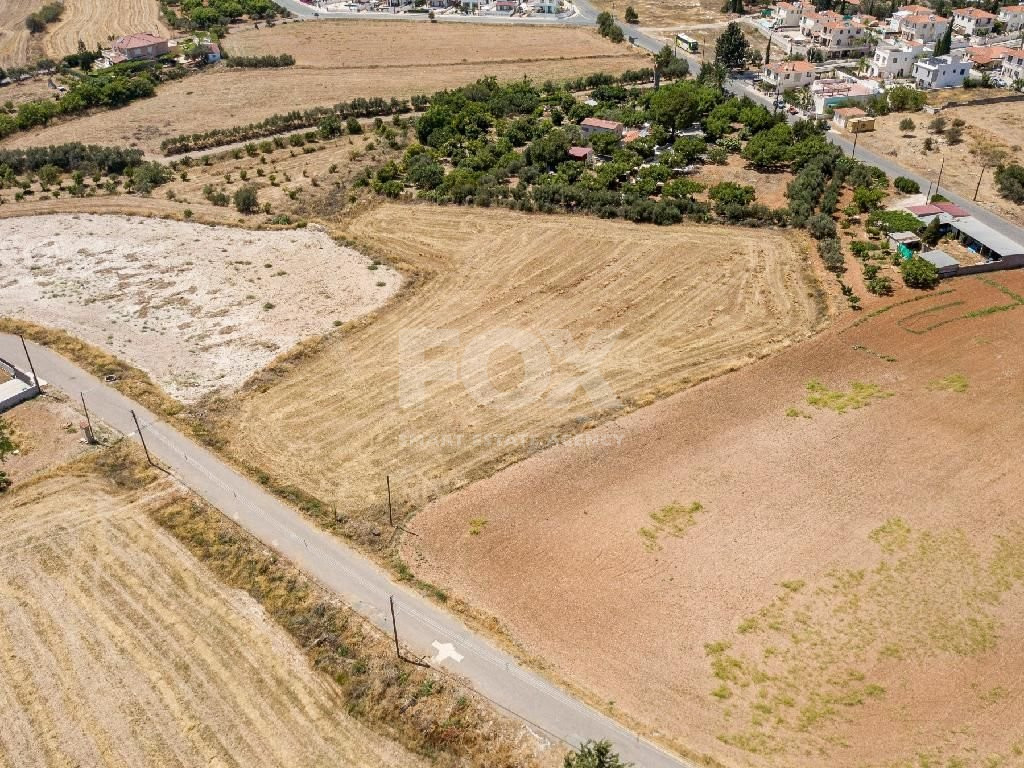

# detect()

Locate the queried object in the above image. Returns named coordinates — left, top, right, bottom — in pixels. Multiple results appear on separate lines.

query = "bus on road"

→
left=675, top=33, right=699, bottom=53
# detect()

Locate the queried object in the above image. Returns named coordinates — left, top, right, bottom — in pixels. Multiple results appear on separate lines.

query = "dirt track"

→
left=217, top=203, right=824, bottom=539
left=403, top=271, right=1024, bottom=768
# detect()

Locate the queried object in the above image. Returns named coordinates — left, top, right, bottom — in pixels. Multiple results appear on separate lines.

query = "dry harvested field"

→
left=589, top=0, right=731, bottom=31
left=0, top=214, right=399, bottom=401
left=0, top=0, right=166, bottom=67
left=213, top=203, right=824, bottom=538
left=2, top=21, right=649, bottom=156
left=0, top=0, right=41, bottom=68
left=0, top=446, right=427, bottom=767
left=404, top=271, right=1024, bottom=768
left=42, top=0, right=169, bottom=60
left=854, top=101, right=1024, bottom=229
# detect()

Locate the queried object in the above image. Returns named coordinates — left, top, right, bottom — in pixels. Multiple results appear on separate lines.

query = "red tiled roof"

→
left=834, top=106, right=867, bottom=117
left=906, top=203, right=943, bottom=215
left=954, top=7, right=996, bottom=17
left=767, top=59, right=816, bottom=73
left=933, top=202, right=970, bottom=217
left=568, top=146, right=594, bottom=158
left=113, top=33, right=167, bottom=49
left=581, top=117, right=624, bottom=131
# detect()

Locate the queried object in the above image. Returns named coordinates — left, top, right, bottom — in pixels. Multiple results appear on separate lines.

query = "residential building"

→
left=811, top=77, right=880, bottom=114
left=112, top=33, right=170, bottom=61
left=889, top=4, right=934, bottom=32
left=799, top=10, right=842, bottom=38
left=998, top=4, right=1024, bottom=31
left=913, top=50, right=970, bottom=88
left=762, top=59, right=817, bottom=90
left=966, top=45, right=1014, bottom=70
left=952, top=7, right=996, bottom=35
left=866, top=39, right=925, bottom=79
left=1001, top=50, right=1024, bottom=84
left=567, top=146, right=596, bottom=163
left=898, top=13, right=950, bottom=43
left=771, top=1, right=806, bottom=28
left=813, top=19, right=873, bottom=58
left=526, top=0, right=563, bottom=12
left=579, top=117, right=625, bottom=139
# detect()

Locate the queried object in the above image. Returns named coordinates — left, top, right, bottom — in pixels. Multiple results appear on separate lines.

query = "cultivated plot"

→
left=0, top=454, right=426, bottom=768
left=404, top=271, right=1024, bottom=768
left=0, top=214, right=400, bottom=401
left=216, top=203, right=824, bottom=538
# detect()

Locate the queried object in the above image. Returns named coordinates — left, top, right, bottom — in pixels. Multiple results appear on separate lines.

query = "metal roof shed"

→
left=920, top=249, right=960, bottom=277
left=950, top=217, right=1024, bottom=260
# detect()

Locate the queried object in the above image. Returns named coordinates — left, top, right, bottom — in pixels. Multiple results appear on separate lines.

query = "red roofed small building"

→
left=953, top=7, right=996, bottom=35
left=567, top=146, right=596, bottom=163
left=832, top=106, right=874, bottom=131
left=762, top=59, right=816, bottom=90
left=579, top=117, right=625, bottom=139
left=966, top=45, right=1013, bottom=69
left=112, top=33, right=170, bottom=61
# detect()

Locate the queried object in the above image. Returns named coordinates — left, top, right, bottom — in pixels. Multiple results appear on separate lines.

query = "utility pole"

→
left=974, top=164, right=986, bottom=201
left=19, top=335, right=40, bottom=394
left=81, top=393, right=97, bottom=444
left=389, top=595, right=401, bottom=658
left=386, top=474, right=394, bottom=526
left=935, top=156, right=945, bottom=200
left=130, top=409, right=156, bottom=467
left=852, top=128, right=859, bottom=158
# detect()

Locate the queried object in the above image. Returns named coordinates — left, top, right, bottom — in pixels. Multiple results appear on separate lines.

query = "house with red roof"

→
left=112, top=33, right=170, bottom=61
left=952, top=6, right=996, bottom=35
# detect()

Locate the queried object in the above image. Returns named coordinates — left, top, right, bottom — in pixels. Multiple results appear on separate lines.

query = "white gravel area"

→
left=0, top=214, right=400, bottom=402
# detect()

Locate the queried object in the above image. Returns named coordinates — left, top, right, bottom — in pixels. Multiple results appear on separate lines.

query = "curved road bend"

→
left=0, top=333, right=691, bottom=768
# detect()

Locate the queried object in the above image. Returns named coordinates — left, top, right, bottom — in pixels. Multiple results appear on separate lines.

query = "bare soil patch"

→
left=404, top=271, right=1024, bottom=768
left=2, top=22, right=649, bottom=156
left=1, top=397, right=90, bottom=484
left=0, top=455, right=427, bottom=768
left=855, top=102, right=1024, bottom=229
left=589, top=0, right=732, bottom=32
left=0, top=213, right=400, bottom=402
left=211, top=203, right=824, bottom=548
left=694, top=153, right=793, bottom=209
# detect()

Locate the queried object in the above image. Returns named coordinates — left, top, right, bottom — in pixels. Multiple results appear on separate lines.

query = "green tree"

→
left=0, top=418, right=14, bottom=463
left=934, top=23, right=952, bottom=56
left=318, top=113, right=342, bottom=139
left=994, top=163, right=1024, bottom=203
left=564, top=741, right=630, bottom=768
left=901, top=256, right=940, bottom=289
left=715, top=22, right=751, bottom=70
left=233, top=183, right=259, bottom=214
left=649, top=80, right=717, bottom=135
left=624, top=5, right=639, bottom=23
left=741, top=122, right=793, bottom=170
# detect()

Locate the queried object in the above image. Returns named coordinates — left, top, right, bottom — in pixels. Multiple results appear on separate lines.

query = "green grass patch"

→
left=640, top=502, right=704, bottom=551
left=929, top=374, right=969, bottom=393
left=805, top=380, right=893, bottom=413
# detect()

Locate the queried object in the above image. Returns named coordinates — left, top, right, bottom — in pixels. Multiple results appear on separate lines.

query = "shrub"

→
left=901, top=256, right=939, bottom=289
left=806, top=212, right=837, bottom=239
left=818, top=237, right=845, bottom=273
left=868, top=274, right=894, bottom=295
left=899, top=117, right=915, bottom=132
left=893, top=176, right=920, bottom=194
left=995, top=163, right=1024, bottom=203
left=225, top=54, right=295, bottom=68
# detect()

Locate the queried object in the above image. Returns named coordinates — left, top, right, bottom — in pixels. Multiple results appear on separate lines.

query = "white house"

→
left=763, top=59, right=817, bottom=90
left=898, top=12, right=950, bottom=43
left=799, top=9, right=842, bottom=38
left=913, top=50, right=970, bottom=88
left=889, top=4, right=933, bottom=32
left=866, top=39, right=925, bottom=79
left=813, top=19, right=872, bottom=58
left=771, top=1, right=807, bottom=28
left=1001, top=50, right=1024, bottom=84
left=998, top=4, right=1024, bottom=31
left=952, top=7, right=996, bottom=35
left=579, top=117, right=625, bottom=140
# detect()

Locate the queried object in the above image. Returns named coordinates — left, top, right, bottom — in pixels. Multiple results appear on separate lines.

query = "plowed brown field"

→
left=404, top=271, right=1024, bottom=768
left=0, top=0, right=41, bottom=68
left=216, top=204, right=824, bottom=540
left=0, top=457, right=425, bottom=768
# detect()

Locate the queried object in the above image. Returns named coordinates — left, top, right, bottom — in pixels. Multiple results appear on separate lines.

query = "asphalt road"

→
left=0, top=333, right=690, bottom=768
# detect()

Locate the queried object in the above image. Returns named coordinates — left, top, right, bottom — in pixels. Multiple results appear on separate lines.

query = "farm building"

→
left=920, top=249, right=961, bottom=277
left=111, top=33, right=170, bottom=61
left=832, top=106, right=875, bottom=131
left=567, top=146, right=596, bottom=163
left=579, top=117, right=625, bottom=139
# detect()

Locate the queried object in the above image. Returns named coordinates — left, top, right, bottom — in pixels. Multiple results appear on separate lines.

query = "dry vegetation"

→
left=589, top=0, right=733, bottom=31
left=1, top=20, right=650, bottom=155
left=856, top=101, right=1024, bottom=229
left=0, top=0, right=167, bottom=68
left=0, top=416, right=428, bottom=768
left=202, top=203, right=824, bottom=551
left=0, top=0, right=43, bottom=68
left=403, top=271, right=1024, bottom=768
left=0, top=400, right=552, bottom=768
left=0, top=213, right=399, bottom=402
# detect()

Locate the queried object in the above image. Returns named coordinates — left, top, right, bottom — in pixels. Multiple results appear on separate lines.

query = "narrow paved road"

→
left=0, top=333, right=689, bottom=768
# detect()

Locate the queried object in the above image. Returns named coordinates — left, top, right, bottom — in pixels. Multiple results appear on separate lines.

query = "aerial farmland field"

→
left=403, top=271, right=1024, bottom=768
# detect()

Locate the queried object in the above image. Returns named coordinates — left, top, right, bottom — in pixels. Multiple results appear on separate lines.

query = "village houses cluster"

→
left=759, top=0, right=1024, bottom=104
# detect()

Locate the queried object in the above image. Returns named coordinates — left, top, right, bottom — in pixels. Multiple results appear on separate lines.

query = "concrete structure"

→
left=0, top=357, right=41, bottom=413
left=998, top=4, right=1024, bottom=31
left=913, top=50, right=970, bottom=88
left=897, top=12, right=950, bottom=43
left=112, top=33, right=170, bottom=61
left=762, top=59, right=817, bottom=90
left=866, top=39, right=925, bottom=79
left=579, top=117, right=625, bottom=139
left=833, top=106, right=875, bottom=131
left=952, top=7, right=996, bottom=35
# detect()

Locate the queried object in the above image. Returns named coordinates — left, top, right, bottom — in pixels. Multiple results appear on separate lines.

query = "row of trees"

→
left=225, top=53, right=296, bottom=68
left=161, top=95, right=422, bottom=154
left=161, top=0, right=283, bottom=34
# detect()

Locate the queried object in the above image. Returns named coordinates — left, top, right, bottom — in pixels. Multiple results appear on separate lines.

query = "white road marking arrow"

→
left=431, top=640, right=464, bottom=664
